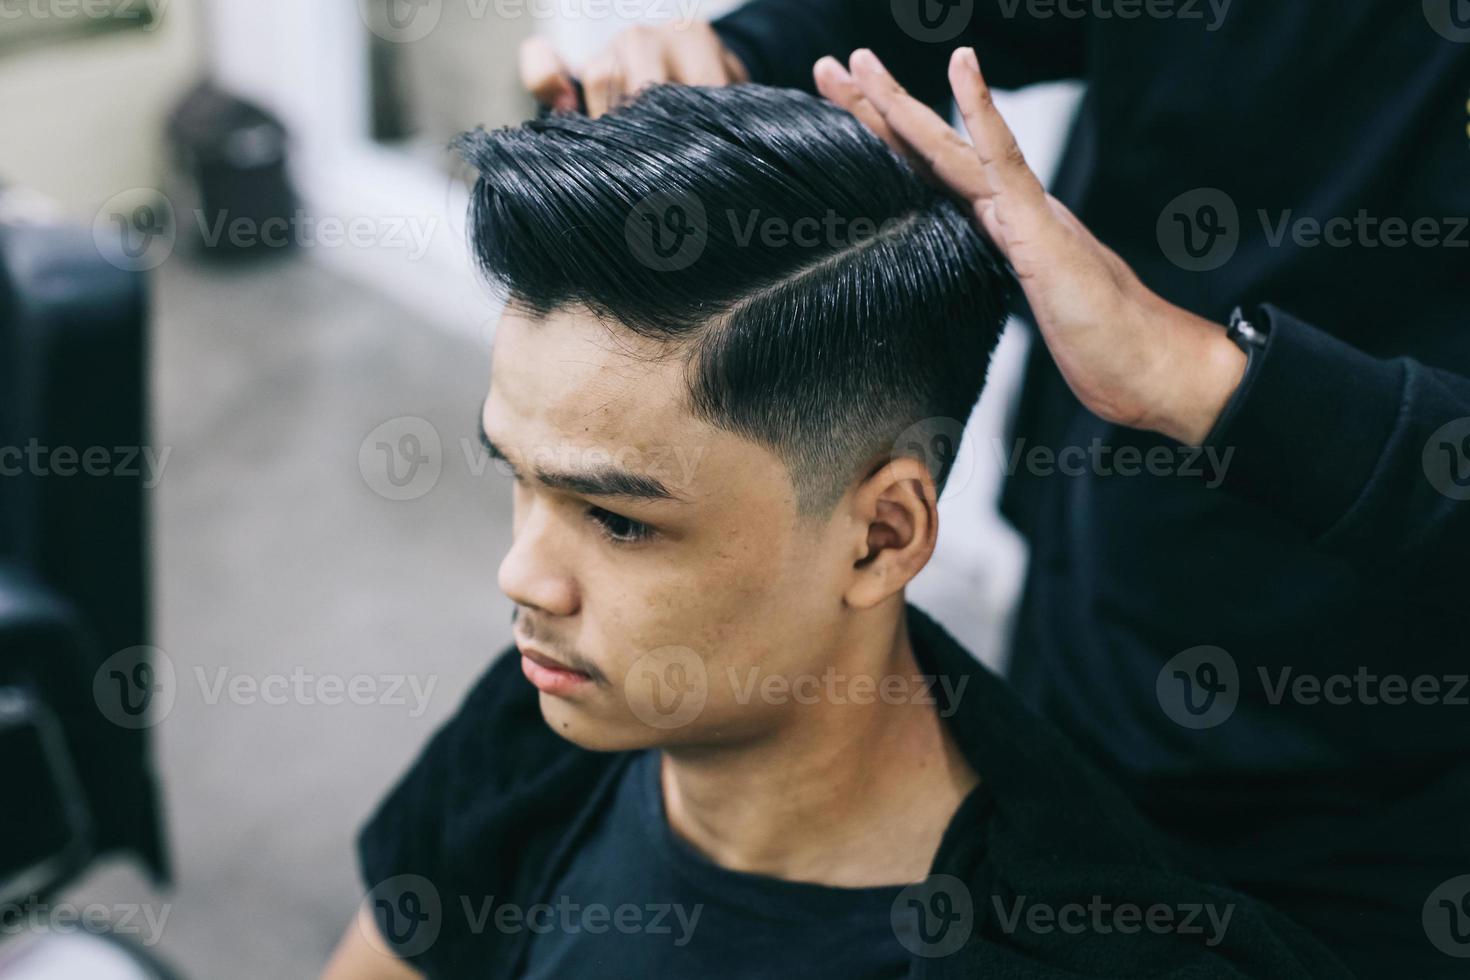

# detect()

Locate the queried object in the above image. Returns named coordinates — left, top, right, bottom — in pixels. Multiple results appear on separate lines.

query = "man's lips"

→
left=520, top=645, right=578, bottom=673
left=518, top=644, right=594, bottom=696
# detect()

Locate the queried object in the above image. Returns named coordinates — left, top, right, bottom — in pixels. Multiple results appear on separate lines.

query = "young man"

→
left=323, top=84, right=1345, bottom=979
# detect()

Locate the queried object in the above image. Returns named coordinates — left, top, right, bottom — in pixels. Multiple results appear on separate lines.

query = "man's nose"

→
left=497, top=505, right=578, bottom=617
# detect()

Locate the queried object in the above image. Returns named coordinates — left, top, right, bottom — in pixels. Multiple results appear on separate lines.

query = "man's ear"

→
left=843, top=454, right=939, bottom=610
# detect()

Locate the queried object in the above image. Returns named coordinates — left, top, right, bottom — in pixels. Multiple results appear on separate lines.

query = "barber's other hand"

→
left=519, top=24, right=748, bottom=118
left=815, top=48, right=1247, bottom=447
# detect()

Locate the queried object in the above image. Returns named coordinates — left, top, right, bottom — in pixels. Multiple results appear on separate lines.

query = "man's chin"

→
left=536, top=691, right=663, bottom=753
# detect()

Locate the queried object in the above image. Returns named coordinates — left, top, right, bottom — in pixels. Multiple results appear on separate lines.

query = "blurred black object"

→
left=0, top=210, right=167, bottom=901
left=166, top=81, right=296, bottom=260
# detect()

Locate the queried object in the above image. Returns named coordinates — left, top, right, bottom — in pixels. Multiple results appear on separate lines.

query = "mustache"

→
left=511, top=607, right=604, bottom=681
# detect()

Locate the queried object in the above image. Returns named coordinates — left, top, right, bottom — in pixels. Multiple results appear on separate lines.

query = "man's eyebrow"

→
left=477, top=409, right=684, bottom=503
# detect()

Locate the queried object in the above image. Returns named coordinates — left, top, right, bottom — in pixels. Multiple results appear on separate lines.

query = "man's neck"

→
left=658, top=604, right=980, bottom=889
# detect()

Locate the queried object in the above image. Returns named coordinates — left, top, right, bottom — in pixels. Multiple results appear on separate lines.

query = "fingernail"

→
left=814, top=55, right=845, bottom=76
left=961, top=46, right=980, bottom=73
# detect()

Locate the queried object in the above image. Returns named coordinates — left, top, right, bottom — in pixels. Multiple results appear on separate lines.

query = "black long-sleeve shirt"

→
left=714, top=2, right=1470, bottom=974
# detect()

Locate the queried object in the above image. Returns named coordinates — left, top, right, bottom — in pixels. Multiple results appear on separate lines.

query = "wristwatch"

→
left=1226, top=306, right=1268, bottom=355
left=1201, top=306, right=1269, bottom=446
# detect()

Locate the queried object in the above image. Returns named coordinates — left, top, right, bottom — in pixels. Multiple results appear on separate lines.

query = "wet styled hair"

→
left=456, top=83, right=1016, bottom=517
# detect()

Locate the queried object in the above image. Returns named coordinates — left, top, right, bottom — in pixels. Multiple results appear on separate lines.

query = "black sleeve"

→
left=1206, top=303, right=1470, bottom=613
left=712, top=0, right=1089, bottom=105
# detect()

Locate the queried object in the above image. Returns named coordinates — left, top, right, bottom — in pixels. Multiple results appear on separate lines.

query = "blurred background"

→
left=0, top=2, right=1080, bottom=976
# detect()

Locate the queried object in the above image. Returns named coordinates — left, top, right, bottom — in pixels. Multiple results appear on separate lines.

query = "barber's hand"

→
left=815, top=48, right=1247, bottom=446
left=519, top=24, right=748, bottom=118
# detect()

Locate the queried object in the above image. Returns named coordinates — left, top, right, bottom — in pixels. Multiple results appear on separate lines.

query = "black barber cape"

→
left=358, top=605, right=1349, bottom=978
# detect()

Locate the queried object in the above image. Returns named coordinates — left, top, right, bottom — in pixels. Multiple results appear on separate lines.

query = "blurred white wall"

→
left=0, top=0, right=203, bottom=217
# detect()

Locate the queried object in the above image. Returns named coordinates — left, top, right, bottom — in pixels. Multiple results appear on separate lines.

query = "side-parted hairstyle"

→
left=456, top=84, right=1017, bottom=517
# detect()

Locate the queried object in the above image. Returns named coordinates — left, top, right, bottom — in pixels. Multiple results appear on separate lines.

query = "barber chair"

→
left=0, top=197, right=175, bottom=978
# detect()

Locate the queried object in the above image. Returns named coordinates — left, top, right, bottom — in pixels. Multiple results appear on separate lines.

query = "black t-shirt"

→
left=519, top=749, right=912, bottom=979
left=358, top=609, right=1355, bottom=977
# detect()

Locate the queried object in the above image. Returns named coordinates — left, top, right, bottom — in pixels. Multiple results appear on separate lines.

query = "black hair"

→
left=456, top=83, right=1016, bottom=517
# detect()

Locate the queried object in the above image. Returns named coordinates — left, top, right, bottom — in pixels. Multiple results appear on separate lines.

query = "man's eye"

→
left=587, top=506, right=654, bottom=544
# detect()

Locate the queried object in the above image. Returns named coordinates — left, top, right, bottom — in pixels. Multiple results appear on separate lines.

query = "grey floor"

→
left=59, top=251, right=515, bottom=978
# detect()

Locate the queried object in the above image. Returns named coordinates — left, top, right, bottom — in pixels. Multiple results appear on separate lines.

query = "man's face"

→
left=482, top=306, right=859, bottom=751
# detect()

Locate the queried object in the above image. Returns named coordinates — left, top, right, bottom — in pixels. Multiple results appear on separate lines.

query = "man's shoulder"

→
left=356, top=649, right=616, bottom=941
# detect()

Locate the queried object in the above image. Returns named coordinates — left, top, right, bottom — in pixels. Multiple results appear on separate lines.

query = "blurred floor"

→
left=60, top=250, right=512, bottom=978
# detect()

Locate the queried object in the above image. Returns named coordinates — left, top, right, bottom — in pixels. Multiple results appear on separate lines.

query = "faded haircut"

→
left=456, top=83, right=1016, bottom=517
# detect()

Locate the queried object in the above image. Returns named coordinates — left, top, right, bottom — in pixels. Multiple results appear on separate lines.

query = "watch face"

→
left=1227, top=308, right=1267, bottom=349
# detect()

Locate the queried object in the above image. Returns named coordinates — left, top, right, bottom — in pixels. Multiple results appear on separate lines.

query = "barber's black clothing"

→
left=713, top=3, right=1470, bottom=974
left=358, top=605, right=1348, bottom=978
left=519, top=750, right=911, bottom=979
